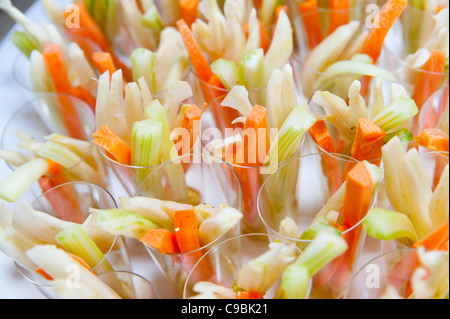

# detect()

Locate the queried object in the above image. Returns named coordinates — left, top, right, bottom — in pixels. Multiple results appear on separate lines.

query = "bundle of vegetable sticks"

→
left=0, top=0, right=448, bottom=300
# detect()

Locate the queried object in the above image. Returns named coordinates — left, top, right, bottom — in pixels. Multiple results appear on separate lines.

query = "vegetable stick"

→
left=298, top=0, right=323, bottom=50
left=308, top=120, right=342, bottom=195
left=177, top=19, right=213, bottom=83
left=70, top=85, right=96, bottom=111
left=174, top=210, right=213, bottom=282
left=92, top=51, right=117, bottom=78
left=412, top=220, right=449, bottom=251
left=236, top=291, right=264, bottom=299
left=386, top=250, right=420, bottom=289
left=243, top=104, right=269, bottom=167
left=412, top=50, right=447, bottom=116
left=415, top=128, right=449, bottom=153
left=176, top=104, right=202, bottom=156
left=180, top=0, right=200, bottom=28
left=92, top=125, right=132, bottom=165
left=140, top=229, right=180, bottom=255
left=344, top=118, right=386, bottom=176
left=327, top=0, right=351, bottom=35
left=361, top=0, right=408, bottom=63
left=38, top=178, right=85, bottom=224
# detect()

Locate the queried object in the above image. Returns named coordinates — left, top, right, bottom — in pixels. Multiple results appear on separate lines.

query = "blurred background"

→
left=0, top=0, right=34, bottom=40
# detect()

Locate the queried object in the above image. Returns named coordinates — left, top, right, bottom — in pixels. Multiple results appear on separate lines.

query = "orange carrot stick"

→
left=344, top=118, right=386, bottom=176
left=174, top=210, right=213, bottom=281
left=70, top=86, right=96, bottom=112
left=327, top=0, right=351, bottom=34
left=92, top=52, right=117, bottom=77
left=415, top=128, right=449, bottom=153
left=140, top=229, right=180, bottom=255
left=412, top=50, right=447, bottom=115
left=177, top=19, right=213, bottom=83
left=308, top=120, right=342, bottom=195
left=179, top=0, right=200, bottom=28
left=298, top=0, right=323, bottom=50
left=92, top=125, right=132, bottom=165
left=177, top=104, right=202, bottom=156
left=42, top=44, right=85, bottom=140
left=361, top=0, right=408, bottom=63
left=412, top=220, right=450, bottom=251
left=243, top=105, right=269, bottom=167
left=236, top=291, right=264, bottom=299
left=38, top=177, right=86, bottom=224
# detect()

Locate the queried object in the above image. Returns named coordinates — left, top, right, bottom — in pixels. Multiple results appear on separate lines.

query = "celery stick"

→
left=384, top=129, right=414, bottom=147
left=0, top=158, right=48, bottom=202
left=428, top=165, right=449, bottom=230
left=131, top=119, right=162, bottom=167
left=371, top=97, right=418, bottom=133
left=276, top=264, right=310, bottom=299
left=198, top=207, right=243, bottom=246
left=363, top=208, right=418, bottom=245
left=211, top=58, right=240, bottom=90
left=142, top=5, right=164, bottom=30
left=131, top=48, right=157, bottom=93
left=145, top=100, right=188, bottom=203
left=55, top=225, right=114, bottom=273
left=11, top=30, right=38, bottom=58
left=89, top=208, right=159, bottom=240
left=37, top=141, right=102, bottom=185
left=239, top=48, right=266, bottom=104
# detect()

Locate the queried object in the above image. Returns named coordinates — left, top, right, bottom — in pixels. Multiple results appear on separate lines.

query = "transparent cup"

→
left=183, top=233, right=309, bottom=299
left=381, top=4, right=449, bottom=111
left=14, top=181, right=131, bottom=299
left=0, top=93, right=108, bottom=202
left=289, top=2, right=368, bottom=100
left=97, top=270, right=160, bottom=299
left=258, top=152, right=381, bottom=298
left=417, top=85, right=449, bottom=133
left=137, top=153, right=243, bottom=298
left=344, top=248, right=449, bottom=299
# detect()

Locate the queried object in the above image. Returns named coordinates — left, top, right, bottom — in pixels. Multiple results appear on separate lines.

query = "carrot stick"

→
left=233, top=166, right=261, bottom=232
left=140, top=229, right=180, bottom=255
left=309, top=120, right=342, bottom=195
left=70, top=86, right=96, bottom=112
left=46, top=159, right=71, bottom=186
left=236, top=291, right=264, bottom=299
left=38, top=177, right=86, bottom=224
left=92, top=125, right=132, bottom=165
left=361, top=0, right=408, bottom=63
left=42, top=44, right=85, bottom=140
left=177, top=19, right=213, bottom=83
left=412, top=50, right=447, bottom=116
left=412, top=220, right=449, bottom=251
left=176, top=104, right=202, bottom=156
left=242, top=18, right=272, bottom=53
left=179, top=0, right=200, bottom=28
left=298, top=0, right=323, bottom=50
left=327, top=0, right=351, bottom=34
left=64, top=2, right=132, bottom=81
left=92, top=52, right=117, bottom=77
left=415, top=128, right=449, bottom=153
left=344, top=118, right=386, bottom=176
left=332, top=162, right=374, bottom=290
left=386, top=250, right=420, bottom=290
left=243, top=105, right=269, bottom=167
left=174, top=210, right=213, bottom=281
left=35, top=267, right=54, bottom=281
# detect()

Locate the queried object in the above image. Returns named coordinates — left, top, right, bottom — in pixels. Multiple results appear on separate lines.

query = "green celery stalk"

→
left=131, top=48, right=157, bottom=93
left=384, top=129, right=414, bottom=147
left=89, top=208, right=159, bottom=240
left=11, top=30, right=38, bottom=58
left=145, top=100, right=188, bottom=203
left=211, top=58, right=240, bottom=90
left=371, top=97, right=418, bottom=133
left=0, top=158, right=48, bottom=202
left=239, top=48, right=266, bottom=105
left=142, top=5, right=164, bottom=30
left=363, top=208, right=418, bottom=245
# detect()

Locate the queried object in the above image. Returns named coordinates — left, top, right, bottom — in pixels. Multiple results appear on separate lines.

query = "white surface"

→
left=0, top=1, right=46, bottom=299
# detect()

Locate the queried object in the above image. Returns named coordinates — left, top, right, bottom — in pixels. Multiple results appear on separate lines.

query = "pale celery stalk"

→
left=69, top=43, right=97, bottom=90
left=363, top=208, right=419, bottom=245
left=276, top=231, right=348, bottom=299
left=211, top=58, right=240, bottom=90
left=55, top=225, right=114, bottom=274
left=239, top=48, right=266, bottom=104
left=223, top=0, right=246, bottom=62
left=124, top=82, right=146, bottom=131
left=37, top=141, right=102, bottom=185
left=131, top=48, right=157, bottom=93
left=0, top=158, right=48, bottom=202
left=260, top=0, right=279, bottom=26
left=278, top=217, right=301, bottom=239
left=142, top=5, right=164, bottom=30
left=384, top=129, right=414, bottom=147
left=236, top=241, right=298, bottom=294
left=119, top=196, right=174, bottom=231
left=161, top=81, right=193, bottom=130
left=29, top=50, right=52, bottom=93
left=428, top=165, right=449, bottom=230
left=220, top=85, right=254, bottom=117
left=371, top=97, right=419, bottom=133
left=243, top=9, right=260, bottom=54
left=198, top=207, right=243, bottom=246
left=263, top=10, right=293, bottom=81
left=89, top=208, right=159, bottom=240
left=0, top=149, right=32, bottom=167
left=0, top=227, right=37, bottom=271
left=145, top=100, right=188, bottom=203
left=26, top=244, right=121, bottom=298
